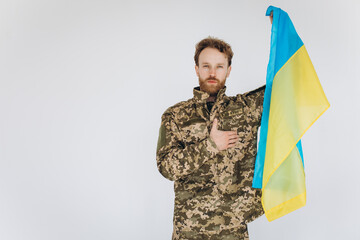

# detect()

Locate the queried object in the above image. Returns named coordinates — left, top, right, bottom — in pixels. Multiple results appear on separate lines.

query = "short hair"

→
left=194, top=37, right=233, bottom=67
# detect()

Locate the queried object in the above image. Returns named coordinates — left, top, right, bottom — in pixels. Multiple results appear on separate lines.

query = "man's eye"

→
left=203, top=65, right=209, bottom=68
left=217, top=66, right=223, bottom=68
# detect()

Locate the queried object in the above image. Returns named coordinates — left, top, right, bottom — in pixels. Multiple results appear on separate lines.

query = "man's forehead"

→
left=198, top=48, right=228, bottom=64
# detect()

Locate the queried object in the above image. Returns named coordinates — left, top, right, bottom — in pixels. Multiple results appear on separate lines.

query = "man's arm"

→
left=156, top=111, right=219, bottom=181
left=156, top=111, right=238, bottom=181
left=242, top=85, right=266, bottom=124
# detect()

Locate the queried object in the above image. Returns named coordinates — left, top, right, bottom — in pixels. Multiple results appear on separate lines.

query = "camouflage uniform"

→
left=157, top=85, right=266, bottom=240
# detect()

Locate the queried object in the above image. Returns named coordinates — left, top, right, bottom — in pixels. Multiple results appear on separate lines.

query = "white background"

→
left=1, top=0, right=359, bottom=239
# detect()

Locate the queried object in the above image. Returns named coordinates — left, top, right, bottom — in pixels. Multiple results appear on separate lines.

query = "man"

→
left=156, top=37, right=266, bottom=240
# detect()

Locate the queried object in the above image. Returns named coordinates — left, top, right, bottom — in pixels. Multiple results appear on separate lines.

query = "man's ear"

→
left=226, top=65, right=232, bottom=78
left=195, top=65, right=199, bottom=77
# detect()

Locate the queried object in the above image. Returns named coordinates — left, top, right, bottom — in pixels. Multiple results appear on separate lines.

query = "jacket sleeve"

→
left=242, top=84, right=266, bottom=124
left=156, top=110, right=219, bottom=181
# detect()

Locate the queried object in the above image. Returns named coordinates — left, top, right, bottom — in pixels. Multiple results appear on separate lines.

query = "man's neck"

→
left=207, top=95, right=216, bottom=102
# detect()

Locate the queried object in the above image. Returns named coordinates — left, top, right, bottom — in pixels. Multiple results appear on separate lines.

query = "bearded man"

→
left=156, top=37, right=266, bottom=240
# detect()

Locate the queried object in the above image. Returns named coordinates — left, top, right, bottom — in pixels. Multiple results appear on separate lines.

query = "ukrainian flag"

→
left=252, top=6, right=330, bottom=221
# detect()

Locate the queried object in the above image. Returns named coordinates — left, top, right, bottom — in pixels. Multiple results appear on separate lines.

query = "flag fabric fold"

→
left=252, top=6, right=330, bottom=221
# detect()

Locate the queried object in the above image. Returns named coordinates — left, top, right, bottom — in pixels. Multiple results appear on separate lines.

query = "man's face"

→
left=195, top=47, right=231, bottom=95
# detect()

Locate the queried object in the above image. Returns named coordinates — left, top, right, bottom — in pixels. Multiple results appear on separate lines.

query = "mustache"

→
left=206, top=77, right=219, bottom=81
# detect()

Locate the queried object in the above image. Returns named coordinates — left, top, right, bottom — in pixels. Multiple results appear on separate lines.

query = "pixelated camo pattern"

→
left=157, top=85, right=266, bottom=240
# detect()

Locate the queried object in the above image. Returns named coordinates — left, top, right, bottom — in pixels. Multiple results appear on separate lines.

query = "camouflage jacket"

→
left=156, top=85, right=266, bottom=240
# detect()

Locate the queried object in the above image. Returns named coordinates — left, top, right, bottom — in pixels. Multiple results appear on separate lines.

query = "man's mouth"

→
left=207, top=80, right=218, bottom=84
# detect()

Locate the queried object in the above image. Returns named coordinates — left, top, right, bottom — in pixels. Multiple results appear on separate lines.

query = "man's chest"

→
left=174, top=102, right=261, bottom=195
left=176, top=102, right=257, bottom=144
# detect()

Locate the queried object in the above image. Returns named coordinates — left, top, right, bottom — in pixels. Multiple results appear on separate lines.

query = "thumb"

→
left=212, top=118, right=218, bottom=131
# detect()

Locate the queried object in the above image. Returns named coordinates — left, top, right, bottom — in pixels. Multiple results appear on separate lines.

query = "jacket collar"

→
left=193, top=86, right=227, bottom=102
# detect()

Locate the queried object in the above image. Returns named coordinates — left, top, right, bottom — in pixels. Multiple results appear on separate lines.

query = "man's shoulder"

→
left=241, top=85, right=266, bottom=97
left=161, top=97, right=195, bottom=117
left=231, top=84, right=265, bottom=108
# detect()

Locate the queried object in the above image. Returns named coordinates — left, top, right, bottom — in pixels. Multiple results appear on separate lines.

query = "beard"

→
left=199, top=77, right=226, bottom=96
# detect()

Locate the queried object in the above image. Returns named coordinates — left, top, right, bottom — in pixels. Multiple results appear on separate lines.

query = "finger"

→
left=228, top=132, right=238, bottom=136
left=227, top=143, right=237, bottom=148
left=227, top=133, right=238, bottom=138
left=228, top=138, right=238, bottom=144
left=227, top=130, right=238, bottom=134
left=228, top=135, right=238, bottom=141
left=229, top=134, right=238, bottom=140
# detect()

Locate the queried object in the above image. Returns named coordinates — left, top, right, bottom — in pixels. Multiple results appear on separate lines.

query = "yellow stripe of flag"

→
left=263, top=45, right=330, bottom=221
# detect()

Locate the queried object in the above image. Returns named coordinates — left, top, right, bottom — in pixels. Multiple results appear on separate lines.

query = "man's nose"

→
left=209, top=67, right=216, bottom=77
